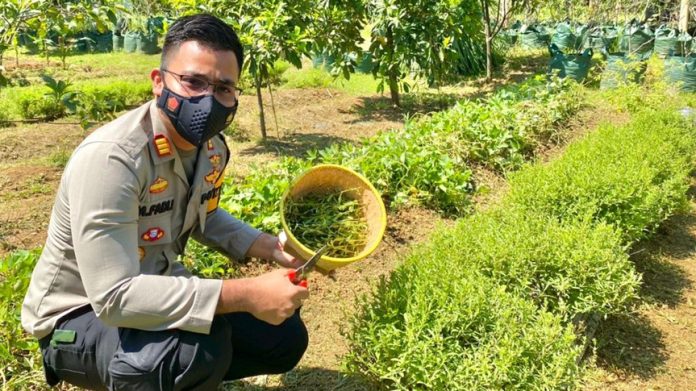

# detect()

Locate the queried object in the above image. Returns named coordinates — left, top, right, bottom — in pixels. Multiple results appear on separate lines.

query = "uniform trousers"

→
left=38, top=305, right=308, bottom=390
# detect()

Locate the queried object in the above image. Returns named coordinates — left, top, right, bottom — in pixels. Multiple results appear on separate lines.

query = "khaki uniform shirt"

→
left=22, top=101, right=262, bottom=339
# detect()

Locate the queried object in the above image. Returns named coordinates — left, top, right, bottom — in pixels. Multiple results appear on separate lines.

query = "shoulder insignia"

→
left=209, top=154, right=222, bottom=168
left=149, top=177, right=169, bottom=194
left=141, top=227, right=165, bottom=242
left=138, top=247, right=145, bottom=261
left=204, top=168, right=221, bottom=184
left=154, top=135, right=172, bottom=157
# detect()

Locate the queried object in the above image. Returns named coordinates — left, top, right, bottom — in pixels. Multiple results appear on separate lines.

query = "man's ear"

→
left=151, top=68, right=164, bottom=97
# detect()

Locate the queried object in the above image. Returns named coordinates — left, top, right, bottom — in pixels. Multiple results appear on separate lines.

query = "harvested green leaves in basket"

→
left=285, top=189, right=368, bottom=258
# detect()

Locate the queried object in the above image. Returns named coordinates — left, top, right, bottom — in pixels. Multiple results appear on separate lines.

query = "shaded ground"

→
left=583, top=193, right=696, bottom=390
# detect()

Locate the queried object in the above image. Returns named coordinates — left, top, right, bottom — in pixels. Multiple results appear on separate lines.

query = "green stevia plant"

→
left=506, top=109, right=696, bottom=244
left=220, top=157, right=311, bottom=234
left=418, top=207, right=641, bottom=321
left=345, top=258, right=583, bottom=390
left=284, top=189, right=368, bottom=258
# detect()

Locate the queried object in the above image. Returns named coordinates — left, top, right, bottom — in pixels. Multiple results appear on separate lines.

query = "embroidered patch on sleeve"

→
left=149, top=177, right=169, bottom=194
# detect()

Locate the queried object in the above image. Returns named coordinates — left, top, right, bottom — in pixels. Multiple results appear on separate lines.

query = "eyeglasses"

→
left=161, top=69, right=243, bottom=106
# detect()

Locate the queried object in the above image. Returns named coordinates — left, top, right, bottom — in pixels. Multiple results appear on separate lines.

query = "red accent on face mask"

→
left=166, top=96, right=179, bottom=112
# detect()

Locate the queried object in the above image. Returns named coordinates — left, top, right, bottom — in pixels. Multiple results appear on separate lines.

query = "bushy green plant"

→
left=0, top=249, right=43, bottom=387
left=403, top=75, right=583, bottom=172
left=17, top=89, right=64, bottom=120
left=182, top=241, right=238, bottom=279
left=220, top=157, right=311, bottom=233
left=420, top=208, right=640, bottom=321
left=315, top=128, right=474, bottom=214
left=506, top=109, right=696, bottom=243
left=75, top=81, right=151, bottom=128
left=282, top=67, right=333, bottom=89
left=344, top=261, right=582, bottom=390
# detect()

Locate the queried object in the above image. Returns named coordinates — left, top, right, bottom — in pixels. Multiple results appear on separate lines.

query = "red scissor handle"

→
left=288, top=270, right=308, bottom=288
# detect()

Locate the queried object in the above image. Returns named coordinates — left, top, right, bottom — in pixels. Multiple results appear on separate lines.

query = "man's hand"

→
left=246, top=269, right=308, bottom=325
left=246, top=232, right=304, bottom=269
left=216, top=269, right=309, bottom=325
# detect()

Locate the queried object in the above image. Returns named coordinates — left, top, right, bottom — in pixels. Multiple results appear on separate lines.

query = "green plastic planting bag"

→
left=548, top=43, right=593, bottom=82
left=520, top=24, right=550, bottom=49
left=123, top=32, right=139, bottom=53
left=112, top=33, right=124, bottom=52
left=654, top=24, right=678, bottom=57
left=585, top=25, right=620, bottom=51
left=675, top=32, right=693, bottom=56
left=600, top=50, right=648, bottom=90
left=664, top=54, right=696, bottom=92
left=137, top=32, right=158, bottom=54
left=551, top=21, right=577, bottom=51
left=620, top=19, right=654, bottom=56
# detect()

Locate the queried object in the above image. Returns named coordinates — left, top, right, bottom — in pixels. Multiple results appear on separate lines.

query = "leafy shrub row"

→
left=344, top=101, right=695, bottom=388
left=344, top=256, right=583, bottom=390
left=1, top=79, right=152, bottom=124
left=217, top=75, right=583, bottom=239
left=506, top=109, right=696, bottom=243
left=410, top=75, right=583, bottom=172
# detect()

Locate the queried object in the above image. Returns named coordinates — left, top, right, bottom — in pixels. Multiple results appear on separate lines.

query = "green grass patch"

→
left=280, top=65, right=381, bottom=95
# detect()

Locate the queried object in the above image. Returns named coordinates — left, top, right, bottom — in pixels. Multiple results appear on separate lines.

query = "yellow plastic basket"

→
left=280, top=164, right=387, bottom=271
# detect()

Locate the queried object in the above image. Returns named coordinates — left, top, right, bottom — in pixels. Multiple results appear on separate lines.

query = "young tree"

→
left=0, top=0, right=41, bottom=71
left=478, top=0, right=531, bottom=81
left=366, top=0, right=484, bottom=106
left=680, top=0, right=689, bottom=32
left=28, top=1, right=117, bottom=69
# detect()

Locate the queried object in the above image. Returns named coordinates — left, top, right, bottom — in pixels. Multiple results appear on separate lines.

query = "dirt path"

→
left=583, top=189, right=696, bottom=390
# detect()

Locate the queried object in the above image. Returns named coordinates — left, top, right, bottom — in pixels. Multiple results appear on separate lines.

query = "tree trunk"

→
left=385, top=23, right=400, bottom=107
left=482, top=0, right=493, bottom=81
left=255, top=74, right=267, bottom=140
left=267, top=84, right=280, bottom=139
left=388, top=68, right=400, bottom=107
left=680, top=0, right=690, bottom=33
left=500, top=0, right=510, bottom=28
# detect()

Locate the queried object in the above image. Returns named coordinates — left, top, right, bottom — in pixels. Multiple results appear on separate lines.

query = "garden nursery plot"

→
left=2, top=3, right=696, bottom=390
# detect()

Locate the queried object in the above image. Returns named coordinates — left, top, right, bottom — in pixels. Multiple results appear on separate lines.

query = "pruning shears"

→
left=288, top=245, right=328, bottom=288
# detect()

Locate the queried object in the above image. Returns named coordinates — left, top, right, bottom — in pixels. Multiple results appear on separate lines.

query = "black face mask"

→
left=156, top=87, right=237, bottom=147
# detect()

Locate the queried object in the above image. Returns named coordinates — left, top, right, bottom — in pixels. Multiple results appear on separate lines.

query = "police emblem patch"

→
left=209, top=154, right=221, bottom=168
left=166, top=96, right=179, bottom=112
left=141, top=227, right=165, bottom=242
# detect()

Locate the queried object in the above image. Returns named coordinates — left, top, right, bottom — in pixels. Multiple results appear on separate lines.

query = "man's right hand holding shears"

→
left=215, top=234, right=327, bottom=325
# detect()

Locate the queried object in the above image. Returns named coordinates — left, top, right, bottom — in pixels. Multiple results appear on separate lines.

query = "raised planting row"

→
left=343, top=94, right=696, bottom=389
left=216, top=75, right=583, bottom=239
left=0, top=79, right=152, bottom=127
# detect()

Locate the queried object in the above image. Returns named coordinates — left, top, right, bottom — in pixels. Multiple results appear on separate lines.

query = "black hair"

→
left=161, top=14, right=244, bottom=73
